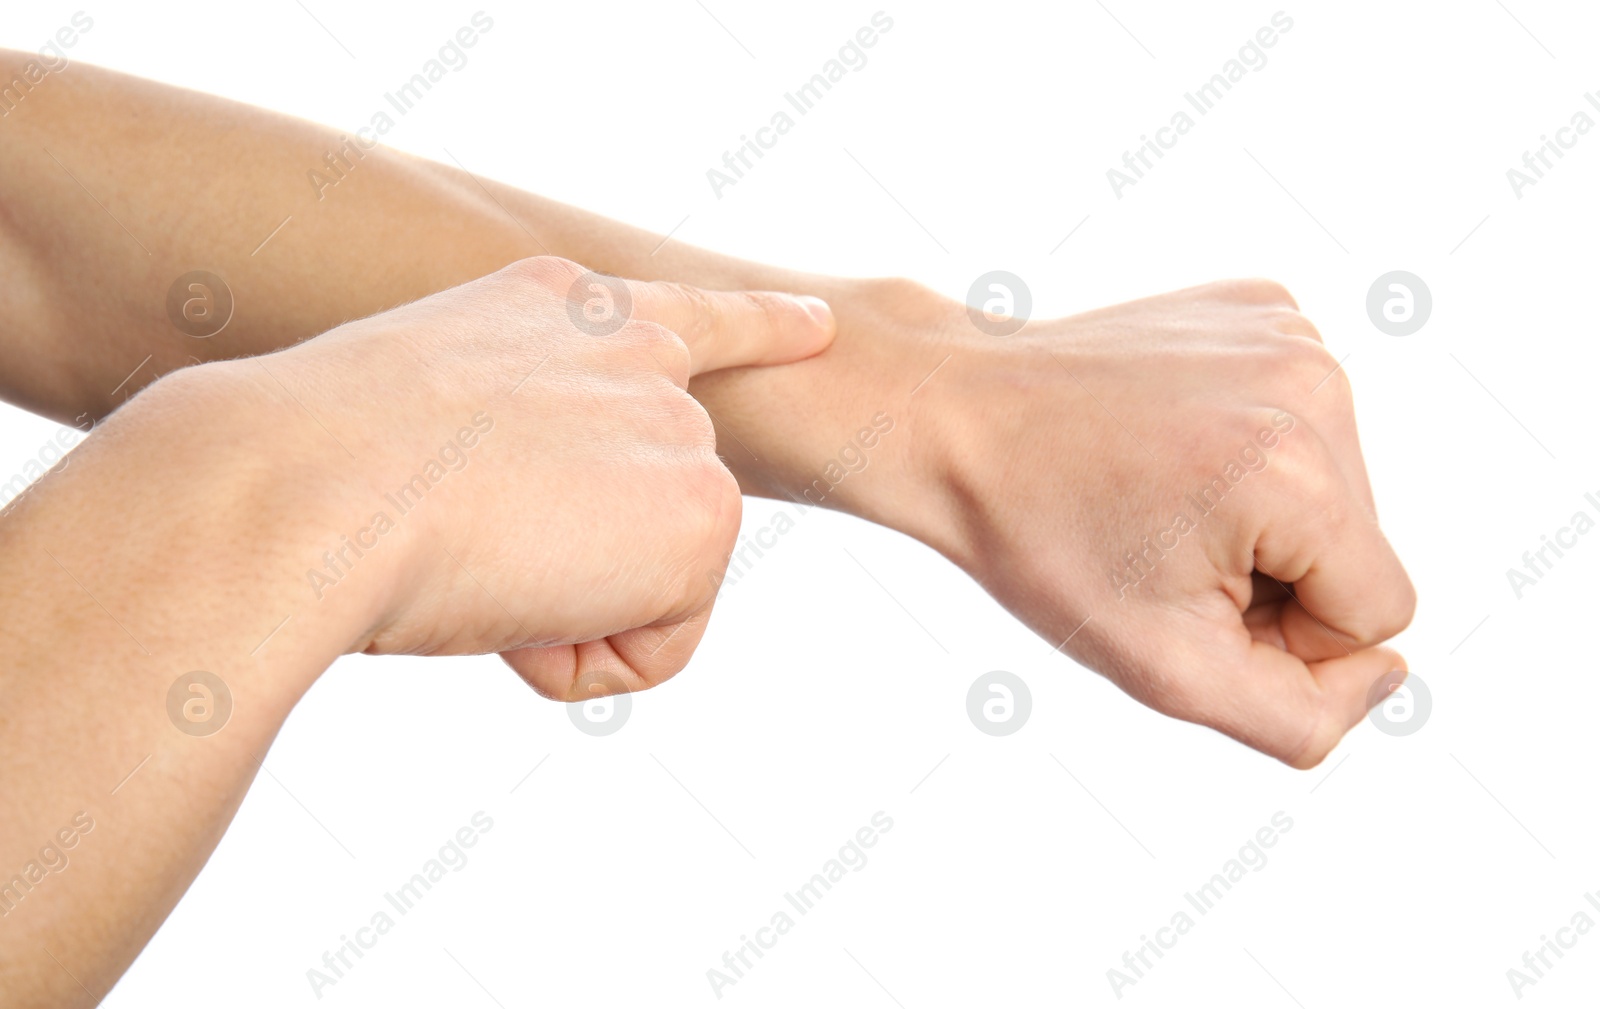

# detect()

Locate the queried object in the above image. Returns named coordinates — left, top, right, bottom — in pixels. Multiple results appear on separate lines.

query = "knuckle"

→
left=1293, top=339, right=1334, bottom=374
left=625, top=320, right=691, bottom=373
left=862, top=276, right=947, bottom=326
left=503, top=255, right=587, bottom=292
left=701, top=454, right=743, bottom=512
left=1275, top=339, right=1348, bottom=400
left=1270, top=307, right=1324, bottom=344
left=1296, top=352, right=1359, bottom=429
left=1392, top=577, right=1419, bottom=634
left=682, top=457, right=742, bottom=548
left=687, top=405, right=720, bottom=450
left=1314, top=358, right=1354, bottom=405
left=1220, top=277, right=1298, bottom=308
left=1346, top=568, right=1418, bottom=644
left=624, top=319, right=677, bottom=348
left=1260, top=414, right=1338, bottom=497
left=666, top=390, right=718, bottom=448
left=870, top=275, right=939, bottom=308
left=1249, top=278, right=1298, bottom=307
left=664, top=460, right=742, bottom=603
left=1293, top=452, right=1344, bottom=510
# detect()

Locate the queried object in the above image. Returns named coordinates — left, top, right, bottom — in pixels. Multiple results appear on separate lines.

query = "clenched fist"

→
left=951, top=279, right=1414, bottom=767
left=698, top=276, right=1415, bottom=768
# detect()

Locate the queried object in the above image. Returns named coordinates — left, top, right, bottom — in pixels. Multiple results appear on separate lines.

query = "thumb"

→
left=626, top=280, right=837, bottom=377
left=1181, top=637, right=1409, bottom=769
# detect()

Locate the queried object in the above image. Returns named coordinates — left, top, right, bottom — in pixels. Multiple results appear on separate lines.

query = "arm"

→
left=0, top=49, right=935, bottom=533
left=0, top=49, right=838, bottom=420
left=0, top=259, right=834, bottom=1006
left=0, top=52, right=1416, bottom=765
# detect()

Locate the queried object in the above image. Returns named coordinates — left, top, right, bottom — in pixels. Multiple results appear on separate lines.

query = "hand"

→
left=227, top=256, right=835, bottom=698
left=696, top=277, right=1413, bottom=767
left=0, top=256, right=834, bottom=1004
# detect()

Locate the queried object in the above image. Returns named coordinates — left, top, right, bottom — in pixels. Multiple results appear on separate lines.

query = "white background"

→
left=3, top=1, right=1598, bottom=1005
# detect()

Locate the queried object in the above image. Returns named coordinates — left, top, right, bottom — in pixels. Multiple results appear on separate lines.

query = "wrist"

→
left=148, top=358, right=410, bottom=663
left=689, top=275, right=979, bottom=563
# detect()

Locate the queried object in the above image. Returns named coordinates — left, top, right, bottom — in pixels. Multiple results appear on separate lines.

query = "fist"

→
left=935, top=279, right=1415, bottom=767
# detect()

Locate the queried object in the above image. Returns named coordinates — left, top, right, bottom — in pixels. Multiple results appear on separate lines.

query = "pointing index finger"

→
left=626, top=280, right=837, bottom=377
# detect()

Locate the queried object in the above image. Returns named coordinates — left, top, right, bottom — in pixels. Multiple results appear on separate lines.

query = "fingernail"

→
left=1364, top=668, right=1410, bottom=708
left=795, top=294, right=835, bottom=330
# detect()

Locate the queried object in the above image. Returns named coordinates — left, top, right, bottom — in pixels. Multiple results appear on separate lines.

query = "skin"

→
left=0, top=258, right=837, bottom=1004
left=0, top=51, right=1415, bottom=1005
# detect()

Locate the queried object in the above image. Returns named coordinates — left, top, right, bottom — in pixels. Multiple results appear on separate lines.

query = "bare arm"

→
left=0, top=56, right=1415, bottom=767
left=0, top=258, right=837, bottom=1007
left=0, top=49, right=953, bottom=536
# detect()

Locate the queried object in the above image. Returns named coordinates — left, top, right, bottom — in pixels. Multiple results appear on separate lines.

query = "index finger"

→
left=624, top=279, right=837, bottom=377
left=1253, top=430, right=1416, bottom=662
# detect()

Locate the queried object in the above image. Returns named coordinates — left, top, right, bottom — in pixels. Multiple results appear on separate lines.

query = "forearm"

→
left=0, top=365, right=387, bottom=1006
left=0, top=242, right=861, bottom=1002
left=0, top=53, right=960, bottom=544
left=0, top=49, right=526, bottom=417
